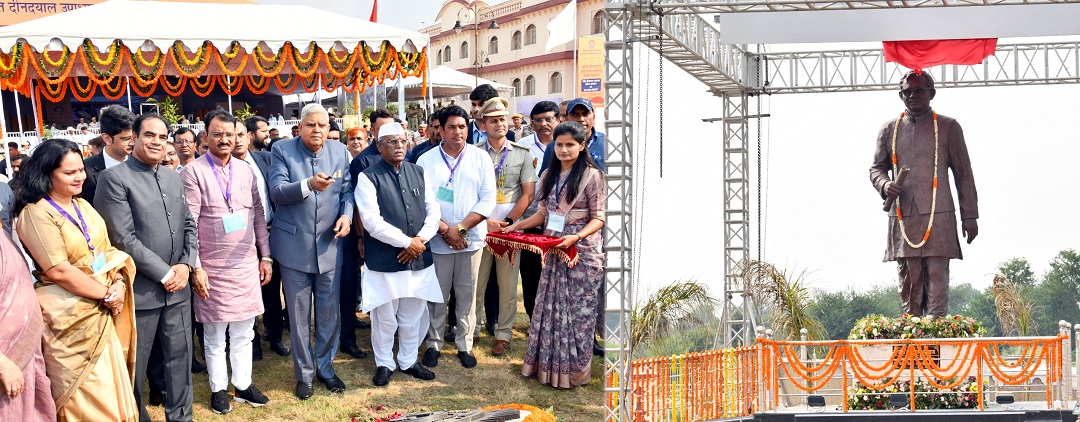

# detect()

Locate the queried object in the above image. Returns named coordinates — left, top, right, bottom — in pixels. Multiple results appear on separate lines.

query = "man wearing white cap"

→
left=354, top=123, right=443, bottom=386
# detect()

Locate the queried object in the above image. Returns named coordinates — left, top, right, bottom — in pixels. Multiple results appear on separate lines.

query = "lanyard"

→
left=485, top=142, right=509, bottom=177
left=206, top=154, right=234, bottom=212
left=439, top=146, right=464, bottom=184
left=44, top=196, right=94, bottom=252
left=533, top=138, right=544, bottom=152
left=554, top=173, right=571, bottom=202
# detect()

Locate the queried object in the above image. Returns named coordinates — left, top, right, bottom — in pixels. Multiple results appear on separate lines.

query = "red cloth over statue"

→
left=485, top=231, right=578, bottom=268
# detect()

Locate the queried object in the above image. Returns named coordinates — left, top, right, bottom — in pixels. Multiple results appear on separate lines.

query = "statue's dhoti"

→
left=897, top=256, right=950, bottom=317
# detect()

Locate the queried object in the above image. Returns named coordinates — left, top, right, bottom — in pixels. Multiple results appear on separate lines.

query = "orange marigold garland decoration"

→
left=246, top=74, right=269, bottom=95
left=171, top=41, right=212, bottom=78
left=0, top=43, right=25, bottom=79
left=81, top=40, right=125, bottom=85
left=324, top=45, right=357, bottom=79
left=69, top=76, right=97, bottom=102
left=190, top=74, right=216, bottom=97
left=160, top=75, right=186, bottom=96
left=273, top=73, right=297, bottom=92
left=253, top=43, right=288, bottom=77
left=290, top=41, right=322, bottom=78
left=218, top=74, right=242, bottom=96
left=129, top=76, right=157, bottom=97
left=298, top=73, right=320, bottom=93
left=30, top=44, right=76, bottom=84
left=481, top=404, right=556, bottom=422
left=99, top=74, right=126, bottom=100
left=127, top=48, right=168, bottom=86
left=214, top=42, right=249, bottom=78
left=38, top=77, right=67, bottom=102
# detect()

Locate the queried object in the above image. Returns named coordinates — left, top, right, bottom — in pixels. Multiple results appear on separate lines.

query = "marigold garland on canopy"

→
left=0, top=0, right=430, bottom=135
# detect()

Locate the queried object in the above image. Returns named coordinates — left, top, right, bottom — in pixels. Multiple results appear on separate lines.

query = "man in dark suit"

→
left=95, top=112, right=198, bottom=422
left=80, top=105, right=134, bottom=202
left=268, top=104, right=354, bottom=399
left=236, top=116, right=290, bottom=359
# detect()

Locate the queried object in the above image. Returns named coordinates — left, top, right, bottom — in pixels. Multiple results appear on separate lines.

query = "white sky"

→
left=277, top=0, right=1080, bottom=305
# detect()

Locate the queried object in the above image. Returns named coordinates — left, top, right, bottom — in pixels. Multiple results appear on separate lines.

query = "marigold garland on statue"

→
left=890, top=111, right=939, bottom=249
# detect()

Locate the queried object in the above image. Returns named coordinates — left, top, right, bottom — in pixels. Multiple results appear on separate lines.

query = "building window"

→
left=549, top=72, right=562, bottom=94
left=444, top=46, right=451, bottom=63
left=436, top=50, right=442, bottom=65
left=512, top=78, right=522, bottom=96
left=592, top=11, right=604, bottom=35
left=512, top=31, right=522, bottom=50
left=525, top=24, right=536, bottom=45
left=525, top=75, right=535, bottom=95
left=489, top=36, right=499, bottom=55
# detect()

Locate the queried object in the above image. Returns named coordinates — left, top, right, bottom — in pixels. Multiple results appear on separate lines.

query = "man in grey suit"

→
left=95, top=113, right=198, bottom=422
left=268, top=103, right=354, bottom=399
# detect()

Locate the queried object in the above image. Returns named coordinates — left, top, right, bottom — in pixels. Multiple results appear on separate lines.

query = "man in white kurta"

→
left=355, top=123, right=443, bottom=386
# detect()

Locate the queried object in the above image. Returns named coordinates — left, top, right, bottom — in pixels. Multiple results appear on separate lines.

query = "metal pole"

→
left=13, top=87, right=23, bottom=133
left=227, top=76, right=233, bottom=114
left=397, top=77, right=406, bottom=122
left=29, top=80, right=41, bottom=137
left=125, top=76, right=132, bottom=112
left=474, top=5, right=479, bottom=87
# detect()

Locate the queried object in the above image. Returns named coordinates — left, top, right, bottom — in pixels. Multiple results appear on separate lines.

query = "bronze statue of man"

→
left=869, top=71, right=979, bottom=318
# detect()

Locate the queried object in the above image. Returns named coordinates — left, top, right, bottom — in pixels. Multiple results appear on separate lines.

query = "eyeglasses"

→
left=177, top=139, right=195, bottom=145
left=900, top=88, right=931, bottom=98
left=379, top=139, right=408, bottom=146
left=531, top=116, right=558, bottom=124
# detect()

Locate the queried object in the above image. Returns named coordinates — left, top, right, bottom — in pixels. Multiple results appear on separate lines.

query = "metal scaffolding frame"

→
left=602, top=0, right=1080, bottom=419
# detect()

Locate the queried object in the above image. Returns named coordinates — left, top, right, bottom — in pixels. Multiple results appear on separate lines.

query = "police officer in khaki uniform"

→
left=473, top=97, right=537, bottom=356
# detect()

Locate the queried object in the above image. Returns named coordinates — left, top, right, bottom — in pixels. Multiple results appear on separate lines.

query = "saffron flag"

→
left=545, top=0, right=576, bottom=53
left=369, top=0, right=377, bottom=23
left=883, top=39, right=997, bottom=73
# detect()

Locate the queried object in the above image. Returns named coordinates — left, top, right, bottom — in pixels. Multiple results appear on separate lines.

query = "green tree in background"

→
left=1033, top=249, right=1080, bottom=334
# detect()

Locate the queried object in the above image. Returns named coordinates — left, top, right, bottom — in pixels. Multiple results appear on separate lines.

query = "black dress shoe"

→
left=317, top=374, right=346, bottom=393
left=191, top=358, right=208, bottom=374
left=422, top=347, right=440, bottom=368
left=593, top=338, right=604, bottom=356
left=402, top=363, right=436, bottom=381
left=355, top=317, right=371, bottom=329
left=270, top=340, right=291, bottom=357
left=444, top=327, right=456, bottom=342
left=252, top=345, right=264, bottom=362
left=340, top=344, right=368, bottom=359
left=372, top=366, right=393, bottom=387
left=457, top=351, right=477, bottom=368
left=295, top=382, right=313, bottom=400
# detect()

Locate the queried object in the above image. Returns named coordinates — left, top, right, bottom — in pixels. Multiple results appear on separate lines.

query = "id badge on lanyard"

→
left=222, top=211, right=247, bottom=234
left=546, top=213, right=567, bottom=233
left=437, top=185, right=455, bottom=203
left=90, top=252, right=106, bottom=273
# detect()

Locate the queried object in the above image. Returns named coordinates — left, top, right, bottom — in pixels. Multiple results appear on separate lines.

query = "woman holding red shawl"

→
left=504, top=122, right=605, bottom=388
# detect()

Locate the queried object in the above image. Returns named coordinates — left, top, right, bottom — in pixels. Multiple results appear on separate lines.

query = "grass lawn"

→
left=146, top=297, right=604, bottom=421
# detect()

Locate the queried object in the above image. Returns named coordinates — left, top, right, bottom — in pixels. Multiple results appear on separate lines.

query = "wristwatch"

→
left=504, top=217, right=515, bottom=225
left=457, top=224, right=468, bottom=237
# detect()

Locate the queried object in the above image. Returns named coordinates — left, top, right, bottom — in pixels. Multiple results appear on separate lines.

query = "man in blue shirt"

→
left=539, top=98, right=606, bottom=174
left=467, top=84, right=516, bottom=145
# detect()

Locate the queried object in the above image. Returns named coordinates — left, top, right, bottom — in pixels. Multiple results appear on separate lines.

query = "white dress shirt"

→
left=522, top=134, right=548, bottom=179
left=353, top=164, right=443, bottom=313
left=416, top=144, right=496, bottom=255
left=103, top=151, right=127, bottom=169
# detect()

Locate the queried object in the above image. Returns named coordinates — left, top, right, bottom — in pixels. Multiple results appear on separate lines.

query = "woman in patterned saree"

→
left=13, top=139, right=138, bottom=421
left=504, top=122, right=605, bottom=388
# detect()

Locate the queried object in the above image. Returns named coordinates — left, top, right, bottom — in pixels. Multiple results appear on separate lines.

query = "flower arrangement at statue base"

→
left=847, top=377, right=985, bottom=410
left=848, top=314, right=986, bottom=340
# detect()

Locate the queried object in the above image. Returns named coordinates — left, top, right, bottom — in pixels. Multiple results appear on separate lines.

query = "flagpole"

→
left=573, top=36, right=578, bottom=99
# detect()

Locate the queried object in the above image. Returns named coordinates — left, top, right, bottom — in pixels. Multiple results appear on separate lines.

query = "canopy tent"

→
left=389, top=65, right=513, bottom=100
left=0, top=0, right=429, bottom=134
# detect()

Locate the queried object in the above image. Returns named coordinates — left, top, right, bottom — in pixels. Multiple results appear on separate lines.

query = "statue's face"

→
left=899, top=76, right=935, bottom=114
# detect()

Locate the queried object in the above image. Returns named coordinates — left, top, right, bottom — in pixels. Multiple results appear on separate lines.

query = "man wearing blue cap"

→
left=539, top=98, right=606, bottom=174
